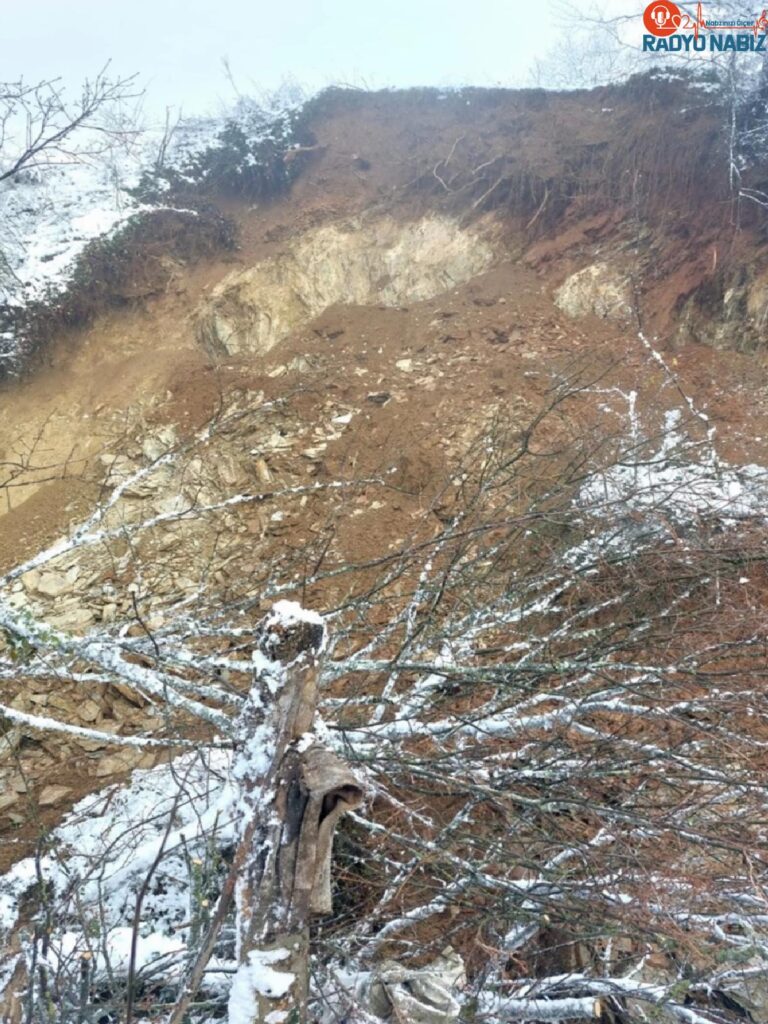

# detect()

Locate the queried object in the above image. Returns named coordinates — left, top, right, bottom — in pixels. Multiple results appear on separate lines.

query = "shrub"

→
left=0, top=206, right=237, bottom=380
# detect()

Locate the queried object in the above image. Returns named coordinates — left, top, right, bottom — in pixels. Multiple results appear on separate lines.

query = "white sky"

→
left=0, top=0, right=640, bottom=120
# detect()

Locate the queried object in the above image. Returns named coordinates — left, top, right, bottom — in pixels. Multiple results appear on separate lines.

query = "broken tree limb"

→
left=299, top=743, right=363, bottom=915
left=169, top=602, right=363, bottom=1024
left=229, top=601, right=365, bottom=1023
left=171, top=601, right=361, bottom=1024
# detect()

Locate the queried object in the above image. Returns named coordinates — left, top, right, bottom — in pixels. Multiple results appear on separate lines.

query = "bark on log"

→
left=227, top=602, right=363, bottom=1024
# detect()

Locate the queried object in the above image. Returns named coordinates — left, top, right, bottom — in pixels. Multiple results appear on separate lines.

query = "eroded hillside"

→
left=2, top=78, right=768, bottom=1023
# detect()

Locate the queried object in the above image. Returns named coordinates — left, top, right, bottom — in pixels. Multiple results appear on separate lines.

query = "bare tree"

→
left=0, top=64, right=142, bottom=183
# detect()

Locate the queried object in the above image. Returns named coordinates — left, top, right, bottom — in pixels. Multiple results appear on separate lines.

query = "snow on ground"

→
left=569, top=409, right=768, bottom=566
left=580, top=410, right=768, bottom=523
left=0, top=751, right=236, bottom=985
left=0, top=88, right=305, bottom=359
left=0, top=118, right=217, bottom=310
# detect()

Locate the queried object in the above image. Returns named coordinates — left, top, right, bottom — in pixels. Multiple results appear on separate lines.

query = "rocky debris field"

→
left=2, top=83, right=768, bottom=1022
left=3, top=226, right=768, bottom=857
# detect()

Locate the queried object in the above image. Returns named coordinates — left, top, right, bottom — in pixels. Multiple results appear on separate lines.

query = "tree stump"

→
left=227, top=601, right=363, bottom=1024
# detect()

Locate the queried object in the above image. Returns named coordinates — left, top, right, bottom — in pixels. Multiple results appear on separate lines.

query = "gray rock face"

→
left=196, top=216, right=495, bottom=357
left=554, top=262, right=633, bottom=323
left=675, top=268, right=768, bottom=351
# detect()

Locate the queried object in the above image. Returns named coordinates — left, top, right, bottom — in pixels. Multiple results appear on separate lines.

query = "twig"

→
left=472, top=174, right=505, bottom=211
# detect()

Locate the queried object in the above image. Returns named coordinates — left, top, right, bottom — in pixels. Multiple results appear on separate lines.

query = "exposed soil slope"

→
left=2, top=78, right=768, bottom=864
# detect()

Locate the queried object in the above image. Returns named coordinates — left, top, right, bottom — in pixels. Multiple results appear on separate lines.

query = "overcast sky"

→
left=0, top=0, right=640, bottom=120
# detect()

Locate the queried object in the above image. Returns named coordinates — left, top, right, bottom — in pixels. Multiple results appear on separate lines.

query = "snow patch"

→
left=569, top=410, right=768, bottom=566
left=0, top=93, right=305, bottom=363
left=228, top=948, right=296, bottom=1024
left=0, top=750, right=237, bottom=992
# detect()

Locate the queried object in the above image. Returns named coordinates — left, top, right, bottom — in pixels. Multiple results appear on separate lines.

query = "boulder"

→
left=25, top=566, right=80, bottom=599
left=77, top=699, right=102, bottom=723
left=554, top=262, right=633, bottom=322
left=38, top=784, right=72, bottom=807
left=93, top=748, right=145, bottom=777
left=141, top=426, right=177, bottom=462
left=48, top=602, right=95, bottom=633
left=0, top=791, right=19, bottom=812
